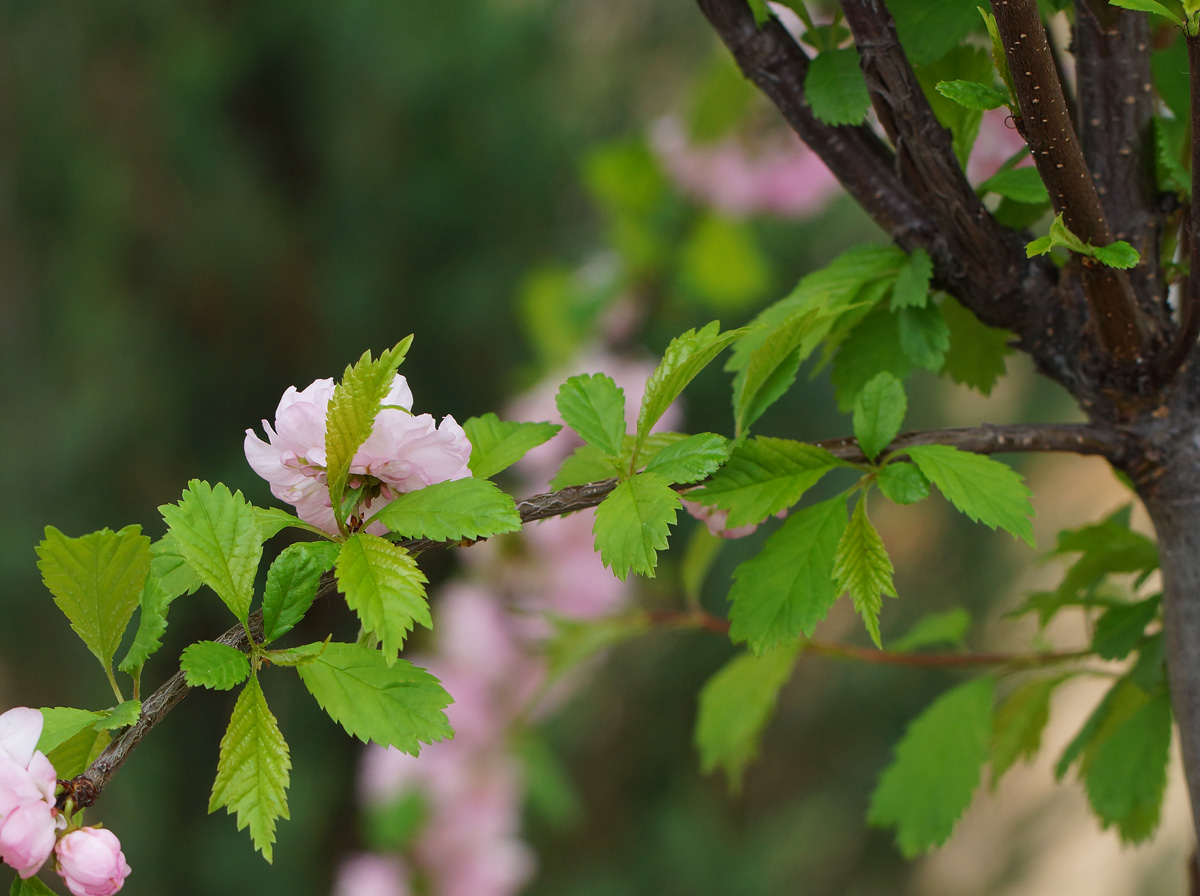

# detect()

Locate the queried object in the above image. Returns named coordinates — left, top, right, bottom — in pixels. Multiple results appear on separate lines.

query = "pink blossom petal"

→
left=0, top=709, right=42, bottom=769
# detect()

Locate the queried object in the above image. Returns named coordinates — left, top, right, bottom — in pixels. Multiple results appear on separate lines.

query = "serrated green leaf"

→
left=935, top=79, right=1009, bottom=109
left=261, top=543, right=327, bottom=645
left=336, top=535, right=430, bottom=664
left=940, top=296, right=1011, bottom=394
left=634, top=322, right=745, bottom=460
left=550, top=443, right=620, bottom=490
left=890, top=249, right=933, bottom=310
left=868, top=677, right=994, bottom=856
left=262, top=641, right=327, bottom=667
left=11, top=874, right=58, bottom=896
left=48, top=727, right=109, bottom=779
left=734, top=309, right=830, bottom=435
left=854, top=373, right=907, bottom=462
left=1110, top=0, right=1184, bottom=25
left=898, top=305, right=951, bottom=371
left=832, top=496, right=896, bottom=647
left=182, top=641, right=252, bottom=690
left=1155, top=115, right=1191, bottom=196
left=1026, top=235, right=1053, bottom=257
left=728, top=496, right=848, bottom=653
left=695, top=644, right=801, bottom=790
left=256, top=507, right=327, bottom=541
left=209, top=675, right=291, bottom=862
left=890, top=0, right=985, bottom=65
left=907, top=445, right=1035, bottom=545
left=463, top=414, right=561, bottom=479
left=643, top=433, right=730, bottom=484
left=1092, top=241, right=1140, bottom=269
left=555, top=373, right=627, bottom=459
left=1085, top=690, right=1172, bottom=843
left=369, top=478, right=522, bottom=542
left=325, top=338, right=413, bottom=531
left=160, top=480, right=262, bottom=625
left=96, top=699, right=141, bottom=730
left=979, top=167, right=1049, bottom=205
left=689, top=437, right=842, bottom=529
left=296, top=642, right=452, bottom=753
left=806, top=47, right=871, bottom=125
left=119, top=545, right=194, bottom=675
left=890, top=608, right=971, bottom=652
left=592, top=472, right=680, bottom=580
left=1056, top=676, right=1141, bottom=780
left=1092, top=596, right=1161, bottom=661
left=991, top=676, right=1064, bottom=787
left=37, top=707, right=106, bottom=755
left=831, top=308, right=913, bottom=411
left=36, top=524, right=151, bottom=673
left=916, top=46, right=991, bottom=167
left=877, top=462, right=931, bottom=505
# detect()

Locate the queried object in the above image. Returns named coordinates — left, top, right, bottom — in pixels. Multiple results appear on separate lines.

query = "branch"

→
left=991, top=0, right=1147, bottom=362
left=64, top=421, right=1124, bottom=807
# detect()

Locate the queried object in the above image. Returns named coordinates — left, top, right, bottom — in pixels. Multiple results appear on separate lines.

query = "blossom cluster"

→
left=0, top=708, right=130, bottom=895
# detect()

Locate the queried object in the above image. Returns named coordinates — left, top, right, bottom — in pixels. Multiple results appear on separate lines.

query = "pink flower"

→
left=332, top=853, right=411, bottom=896
left=245, top=375, right=472, bottom=534
left=55, top=828, right=130, bottom=896
left=0, top=708, right=60, bottom=878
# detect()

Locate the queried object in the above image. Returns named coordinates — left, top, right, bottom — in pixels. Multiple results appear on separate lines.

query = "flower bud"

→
left=55, top=828, right=131, bottom=896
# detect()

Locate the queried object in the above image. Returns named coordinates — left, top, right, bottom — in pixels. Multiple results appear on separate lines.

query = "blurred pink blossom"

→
left=332, top=853, right=411, bottom=896
left=680, top=499, right=758, bottom=539
left=54, top=828, right=130, bottom=896
left=245, top=375, right=471, bottom=534
left=0, top=708, right=61, bottom=879
left=966, top=108, right=1032, bottom=183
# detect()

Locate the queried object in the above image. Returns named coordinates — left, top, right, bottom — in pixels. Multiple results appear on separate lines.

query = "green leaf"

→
left=463, top=414, right=561, bottom=480
left=695, top=644, right=801, bottom=790
left=544, top=613, right=650, bottom=684
left=832, top=496, right=896, bottom=647
left=1025, top=235, right=1053, bottom=257
left=634, top=322, right=745, bottom=460
left=36, top=524, right=151, bottom=673
left=324, top=338, right=413, bottom=531
left=11, top=875, right=58, bottom=896
left=906, top=444, right=1035, bottom=545
left=854, top=373, right=907, bottom=462
left=160, top=480, right=262, bottom=625
left=935, top=79, right=1009, bottom=110
left=1092, top=596, right=1161, bottom=661
left=868, top=677, right=994, bottom=856
left=550, top=444, right=620, bottom=490
left=940, top=296, right=1011, bottom=394
left=678, top=214, right=770, bottom=310
left=209, top=674, right=291, bottom=862
left=747, top=0, right=772, bottom=25
left=37, top=707, right=106, bottom=754
left=831, top=308, right=913, bottom=411
left=1084, top=690, right=1173, bottom=843
left=336, top=535, right=430, bottom=664
left=1110, top=0, right=1184, bottom=26
left=890, top=608, right=971, bottom=652
left=369, top=478, right=522, bottom=542
left=806, top=47, right=871, bottom=126
left=256, top=507, right=327, bottom=541
left=689, top=438, right=842, bottom=529
left=296, top=642, right=453, bottom=753
left=261, top=641, right=327, bottom=668
left=96, top=699, right=141, bottom=730
left=889, top=0, right=985, bottom=65
left=915, top=46, right=991, bottom=167
left=261, top=543, right=327, bottom=645
left=727, top=497, right=848, bottom=653
left=991, top=676, right=1064, bottom=787
left=48, top=727, right=109, bottom=779
left=643, top=433, right=730, bottom=484
left=182, top=641, right=252, bottom=690
left=890, top=249, right=933, bottom=310
left=555, top=373, right=627, bottom=459
left=898, top=305, right=951, bottom=371
left=876, top=462, right=931, bottom=505
left=592, top=472, right=680, bottom=580
left=1092, top=241, right=1141, bottom=269
left=979, top=167, right=1049, bottom=205
left=733, top=309, right=828, bottom=435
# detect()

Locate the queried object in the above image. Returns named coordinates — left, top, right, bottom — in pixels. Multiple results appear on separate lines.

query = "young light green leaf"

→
left=592, top=472, right=680, bottom=580
left=695, top=643, right=802, bottom=790
left=890, top=608, right=971, bottom=652
left=325, top=338, right=413, bottom=531
left=940, top=296, right=1011, bottom=394
left=1092, top=596, right=1160, bottom=661
left=48, top=727, right=110, bottom=780
left=991, top=675, right=1064, bottom=787
left=906, top=444, right=1035, bottom=545
left=890, top=249, right=933, bottom=310
left=96, top=699, right=141, bottom=730
left=898, top=305, right=951, bottom=371
left=877, top=462, right=931, bottom=505
left=733, top=308, right=830, bottom=435
left=256, top=507, right=327, bottom=541
left=209, top=674, right=291, bottom=862
left=747, top=0, right=772, bottom=25
left=555, top=373, right=627, bottom=459
left=36, top=707, right=106, bottom=755
left=336, top=535, right=430, bottom=664
left=1026, top=235, right=1054, bottom=257
left=549, top=444, right=621, bottom=490
left=1109, top=0, right=1184, bottom=26
left=1092, top=241, right=1140, bottom=269
left=369, top=478, right=522, bottom=542
left=689, top=437, right=842, bottom=528
left=643, top=433, right=730, bottom=484
left=261, top=641, right=327, bottom=667
left=935, top=79, right=1009, bottom=110
left=978, top=167, right=1049, bottom=205
left=854, top=373, right=907, bottom=462
left=727, top=496, right=848, bottom=653
left=832, top=497, right=896, bottom=647
left=261, top=543, right=327, bottom=645
left=181, top=641, right=252, bottom=690
left=160, top=480, right=262, bottom=625
left=868, top=676, right=995, bottom=856
left=463, top=414, right=561, bottom=479
left=296, top=642, right=453, bottom=753
left=634, top=322, right=745, bottom=460
left=806, top=47, right=871, bottom=125
left=36, top=525, right=151, bottom=674
left=1084, top=689, right=1172, bottom=843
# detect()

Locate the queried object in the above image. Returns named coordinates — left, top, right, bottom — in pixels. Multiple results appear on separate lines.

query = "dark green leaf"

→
left=890, top=249, right=933, bottom=310
left=978, top=167, right=1049, bottom=205
left=940, top=297, right=1011, bottom=394
left=831, top=308, right=913, bottom=411
left=806, top=48, right=871, bottom=126
left=991, top=676, right=1064, bottom=787
left=1092, top=596, right=1161, bottom=661
left=889, top=0, right=985, bottom=65
left=898, top=305, right=951, bottom=371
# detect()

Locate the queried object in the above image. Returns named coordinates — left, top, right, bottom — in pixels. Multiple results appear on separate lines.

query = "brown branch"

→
left=991, top=0, right=1146, bottom=362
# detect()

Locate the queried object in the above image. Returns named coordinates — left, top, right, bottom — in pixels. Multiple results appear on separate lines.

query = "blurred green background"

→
left=0, top=1, right=1173, bottom=894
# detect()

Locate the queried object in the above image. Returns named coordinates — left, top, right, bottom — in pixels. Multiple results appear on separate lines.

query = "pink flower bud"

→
left=0, top=802, right=58, bottom=878
left=55, top=828, right=131, bottom=896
